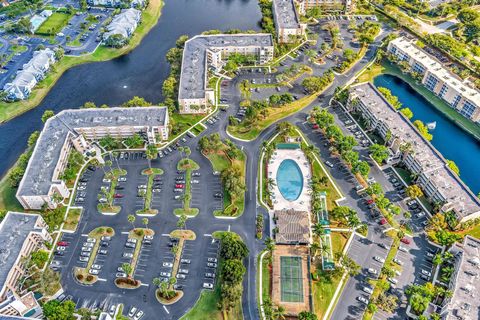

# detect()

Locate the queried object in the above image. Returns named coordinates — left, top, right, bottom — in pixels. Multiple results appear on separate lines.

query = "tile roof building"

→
left=0, top=212, right=51, bottom=317
left=440, top=236, right=480, bottom=320
left=178, top=34, right=274, bottom=113
left=272, top=0, right=306, bottom=43
left=348, top=83, right=480, bottom=223
left=274, top=209, right=311, bottom=244
left=387, top=37, right=480, bottom=123
left=17, top=107, right=169, bottom=210
left=3, top=49, right=56, bottom=101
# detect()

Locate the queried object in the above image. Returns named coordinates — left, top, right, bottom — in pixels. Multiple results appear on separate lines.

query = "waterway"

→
left=374, top=74, right=480, bottom=194
left=0, top=0, right=262, bottom=178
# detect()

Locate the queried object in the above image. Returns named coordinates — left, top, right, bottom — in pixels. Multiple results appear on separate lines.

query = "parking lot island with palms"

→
left=2, top=0, right=480, bottom=319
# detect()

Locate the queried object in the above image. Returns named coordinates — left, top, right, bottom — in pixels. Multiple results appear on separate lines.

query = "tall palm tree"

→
left=264, top=237, right=275, bottom=253
left=111, top=151, right=121, bottom=170
left=310, top=242, right=320, bottom=257
left=312, top=223, right=326, bottom=237
left=146, top=144, right=158, bottom=169
left=142, top=217, right=149, bottom=229
left=127, top=214, right=136, bottom=229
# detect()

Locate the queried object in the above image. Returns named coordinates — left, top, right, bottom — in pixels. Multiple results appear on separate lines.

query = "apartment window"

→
left=390, top=47, right=397, bottom=55
left=425, top=74, right=438, bottom=91
left=451, top=95, right=461, bottom=108
left=438, top=84, right=448, bottom=98
left=413, top=62, right=425, bottom=74
left=459, top=101, right=477, bottom=119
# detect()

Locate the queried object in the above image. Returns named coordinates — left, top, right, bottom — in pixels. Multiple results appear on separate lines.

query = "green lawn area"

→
left=36, top=12, right=72, bottom=35
left=63, top=208, right=82, bottom=232
left=170, top=113, right=204, bottom=140
left=191, top=124, right=206, bottom=136
left=0, top=175, right=23, bottom=212
left=312, top=160, right=341, bottom=210
left=394, top=167, right=413, bottom=185
left=0, top=0, right=163, bottom=123
left=357, top=63, right=385, bottom=83
left=227, top=91, right=323, bottom=140
left=261, top=252, right=271, bottom=302
left=330, top=232, right=350, bottom=254
left=312, top=272, right=343, bottom=319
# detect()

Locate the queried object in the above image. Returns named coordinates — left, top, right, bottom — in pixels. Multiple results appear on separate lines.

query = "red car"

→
left=365, top=199, right=374, bottom=205
left=312, top=124, right=319, bottom=130
left=175, top=184, right=184, bottom=188
left=379, top=218, right=387, bottom=225
left=113, top=194, right=124, bottom=198
left=57, top=241, right=69, bottom=246
left=400, top=238, right=411, bottom=245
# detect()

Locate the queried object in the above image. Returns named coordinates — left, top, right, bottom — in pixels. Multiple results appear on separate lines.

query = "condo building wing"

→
left=16, top=107, right=169, bottom=210
left=272, top=0, right=305, bottom=43
left=103, top=8, right=141, bottom=40
left=178, top=33, right=274, bottom=113
left=387, top=37, right=480, bottom=123
left=349, top=82, right=480, bottom=223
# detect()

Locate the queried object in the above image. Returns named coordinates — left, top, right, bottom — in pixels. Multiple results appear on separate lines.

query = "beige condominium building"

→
left=272, top=0, right=306, bottom=43
left=178, top=34, right=274, bottom=113
left=0, top=212, right=52, bottom=317
left=17, top=107, right=169, bottom=210
left=296, top=0, right=353, bottom=13
left=387, top=37, right=480, bottom=123
left=349, top=83, right=480, bottom=224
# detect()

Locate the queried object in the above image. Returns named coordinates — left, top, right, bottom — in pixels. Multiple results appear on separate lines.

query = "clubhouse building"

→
left=178, top=34, right=274, bottom=113
left=17, top=107, right=169, bottom=210
left=387, top=37, right=480, bottom=123
left=348, top=82, right=480, bottom=224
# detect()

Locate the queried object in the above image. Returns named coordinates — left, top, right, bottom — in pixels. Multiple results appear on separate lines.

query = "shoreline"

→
left=0, top=0, right=164, bottom=124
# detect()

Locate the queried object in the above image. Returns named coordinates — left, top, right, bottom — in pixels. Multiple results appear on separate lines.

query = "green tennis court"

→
left=280, top=256, right=304, bottom=302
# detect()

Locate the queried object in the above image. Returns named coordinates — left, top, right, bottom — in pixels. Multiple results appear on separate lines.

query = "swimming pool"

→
left=276, top=159, right=304, bottom=201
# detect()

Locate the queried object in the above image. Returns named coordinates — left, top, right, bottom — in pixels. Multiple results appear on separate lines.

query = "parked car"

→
left=325, top=161, right=334, bottom=168
left=98, top=249, right=108, bottom=255
left=205, top=273, right=216, bottom=278
left=134, top=310, right=144, bottom=320
left=388, top=277, right=398, bottom=285
left=367, top=268, right=378, bottom=275
left=89, top=269, right=100, bottom=275
left=373, top=256, right=385, bottom=263
left=207, top=262, right=217, bottom=268
left=86, top=238, right=96, bottom=243
left=393, top=258, right=403, bottom=266
left=123, top=253, right=133, bottom=258
left=181, top=259, right=191, bottom=264
left=101, top=236, right=111, bottom=241
left=421, top=269, right=431, bottom=277
left=176, top=274, right=186, bottom=279
left=363, top=286, right=373, bottom=294
left=400, top=238, right=411, bottom=245
left=79, top=256, right=89, bottom=262
left=57, top=241, right=69, bottom=246
left=203, top=282, right=214, bottom=289
left=207, top=258, right=217, bottom=263
left=116, top=272, right=127, bottom=278
left=128, top=307, right=137, bottom=317
left=160, top=272, right=171, bottom=277
left=82, top=247, right=92, bottom=252
left=356, top=296, right=369, bottom=304
left=178, top=269, right=189, bottom=274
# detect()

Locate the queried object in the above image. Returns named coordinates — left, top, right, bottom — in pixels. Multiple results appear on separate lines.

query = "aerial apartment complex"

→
left=272, top=0, right=306, bottom=43
left=103, top=8, right=142, bottom=42
left=17, top=107, right=169, bottom=210
left=296, top=0, right=353, bottom=14
left=387, top=37, right=480, bottom=123
left=440, top=235, right=480, bottom=320
left=0, top=212, right=51, bottom=317
left=178, top=34, right=274, bottom=113
left=3, top=48, right=56, bottom=101
left=349, top=83, right=480, bottom=223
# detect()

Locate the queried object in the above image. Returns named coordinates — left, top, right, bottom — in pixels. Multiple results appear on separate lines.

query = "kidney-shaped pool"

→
left=276, top=159, right=304, bottom=201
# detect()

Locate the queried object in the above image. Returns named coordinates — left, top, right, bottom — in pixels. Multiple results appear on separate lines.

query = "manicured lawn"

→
left=357, top=63, right=385, bottom=83
left=227, top=92, right=323, bottom=140
left=0, top=175, right=23, bottom=211
left=311, top=160, right=341, bottom=210
left=330, top=232, right=350, bottom=255
left=170, top=113, right=205, bottom=140
left=312, top=273, right=343, bottom=319
left=181, top=290, right=223, bottom=320
left=63, top=208, right=82, bottom=232
left=0, top=0, right=164, bottom=123
left=36, top=12, right=72, bottom=35
left=261, top=252, right=271, bottom=302
left=191, top=124, right=206, bottom=136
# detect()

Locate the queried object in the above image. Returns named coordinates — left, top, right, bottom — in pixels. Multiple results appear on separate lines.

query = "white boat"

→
left=427, top=121, right=437, bottom=130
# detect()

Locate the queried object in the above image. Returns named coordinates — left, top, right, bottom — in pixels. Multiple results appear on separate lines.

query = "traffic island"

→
left=173, top=158, right=200, bottom=217
left=136, top=168, right=164, bottom=216
left=97, top=168, right=127, bottom=215
left=75, top=226, right=115, bottom=286
left=114, top=277, right=142, bottom=289
left=155, top=289, right=184, bottom=305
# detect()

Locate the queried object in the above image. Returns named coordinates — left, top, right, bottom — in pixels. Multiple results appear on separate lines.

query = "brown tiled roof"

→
left=275, top=209, right=310, bottom=244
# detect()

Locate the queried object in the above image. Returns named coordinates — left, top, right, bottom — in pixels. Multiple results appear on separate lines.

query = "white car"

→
left=118, top=177, right=127, bottom=182
left=191, top=180, right=200, bottom=184
left=176, top=274, right=186, bottom=279
left=160, top=272, right=171, bottom=277
left=180, top=259, right=191, bottom=264
left=116, top=272, right=127, bottom=278
left=123, top=253, right=133, bottom=258
left=86, top=238, right=96, bottom=243
left=103, top=178, right=111, bottom=183
left=91, top=264, right=102, bottom=270
left=178, top=269, right=189, bottom=274
left=79, top=256, right=89, bottom=262
left=416, top=212, right=426, bottom=218
left=127, top=238, right=137, bottom=244
left=421, top=269, right=432, bottom=277
left=128, top=307, right=137, bottom=317
left=393, top=258, right=403, bottom=266
left=134, top=310, right=144, bottom=320
left=57, top=246, right=66, bottom=251
left=367, top=268, right=378, bottom=275
left=373, top=256, right=385, bottom=263
left=101, top=236, right=111, bottom=241
left=362, top=286, right=373, bottom=294
left=144, top=235, right=154, bottom=240
left=138, top=185, right=147, bottom=189
left=82, top=247, right=92, bottom=252
left=356, top=296, right=369, bottom=304
left=207, top=257, right=217, bottom=263
left=89, top=269, right=99, bottom=275
left=203, top=282, right=214, bottom=289
left=398, top=246, right=408, bottom=253
left=78, top=186, right=86, bottom=190
left=83, top=242, right=94, bottom=248
left=388, top=277, right=398, bottom=284
left=325, top=161, right=334, bottom=168
left=109, top=305, right=116, bottom=317
left=162, top=262, right=173, bottom=268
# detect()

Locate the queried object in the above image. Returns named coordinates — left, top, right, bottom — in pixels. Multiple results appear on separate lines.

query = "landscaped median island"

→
left=199, top=133, right=246, bottom=217
left=74, top=226, right=115, bottom=286
left=174, top=157, right=199, bottom=217
left=63, top=208, right=82, bottom=232
left=153, top=229, right=196, bottom=305
left=182, top=231, right=247, bottom=320
left=0, top=0, right=164, bottom=123
left=136, top=168, right=163, bottom=215
left=227, top=70, right=335, bottom=141
left=97, top=168, right=127, bottom=215
left=115, top=228, right=154, bottom=290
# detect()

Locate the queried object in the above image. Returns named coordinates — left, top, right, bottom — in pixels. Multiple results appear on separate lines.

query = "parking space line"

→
left=140, top=283, right=149, bottom=287
left=97, top=278, right=107, bottom=282
left=163, top=306, right=169, bottom=314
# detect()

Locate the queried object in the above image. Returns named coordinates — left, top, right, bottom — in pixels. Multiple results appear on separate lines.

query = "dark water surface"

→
left=0, top=0, right=262, bottom=178
left=374, top=74, right=480, bottom=194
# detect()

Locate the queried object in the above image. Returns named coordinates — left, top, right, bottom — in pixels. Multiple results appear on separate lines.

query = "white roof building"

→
left=103, top=8, right=141, bottom=40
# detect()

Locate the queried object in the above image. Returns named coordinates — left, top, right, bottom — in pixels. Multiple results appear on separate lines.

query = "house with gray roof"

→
left=272, top=0, right=305, bottom=43
left=0, top=212, right=51, bottom=317
left=17, top=106, right=169, bottom=210
left=178, top=33, right=274, bottom=113
left=103, top=8, right=141, bottom=42
left=274, top=209, right=311, bottom=244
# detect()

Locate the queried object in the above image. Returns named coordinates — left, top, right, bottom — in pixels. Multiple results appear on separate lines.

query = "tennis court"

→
left=280, top=256, right=304, bottom=302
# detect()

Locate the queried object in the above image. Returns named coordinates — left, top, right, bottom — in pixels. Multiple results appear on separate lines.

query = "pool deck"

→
left=268, top=149, right=311, bottom=212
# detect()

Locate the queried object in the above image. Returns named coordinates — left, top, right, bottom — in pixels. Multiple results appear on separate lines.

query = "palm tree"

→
left=184, top=146, right=191, bottom=159
left=313, top=223, right=326, bottom=237
left=142, top=217, right=149, bottom=229
left=127, top=214, right=136, bottom=229
left=178, top=146, right=184, bottom=158
left=111, top=151, right=121, bottom=170
left=177, top=214, right=187, bottom=229
left=105, top=160, right=113, bottom=171
left=152, top=277, right=161, bottom=288
left=272, top=305, right=286, bottom=320
left=310, top=242, right=320, bottom=258
left=264, top=237, right=275, bottom=253
left=121, top=263, right=132, bottom=278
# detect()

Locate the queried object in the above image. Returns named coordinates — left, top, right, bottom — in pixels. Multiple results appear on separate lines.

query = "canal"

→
left=0, top=0, right=262, bottom=179
left=374, top=74, right=480, bottom=194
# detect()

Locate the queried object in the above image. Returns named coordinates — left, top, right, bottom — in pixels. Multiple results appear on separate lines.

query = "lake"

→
left=374, top=74, right=480, bottom=194
left=0, top=0, right=262, bottom=178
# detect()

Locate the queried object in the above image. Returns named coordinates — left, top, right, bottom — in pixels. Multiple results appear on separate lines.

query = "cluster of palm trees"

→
left=127, top=214, right=149, bottom=230
left=153, top=277, right=177, bottom=299
left=262, top=298, right=287, bottom=320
